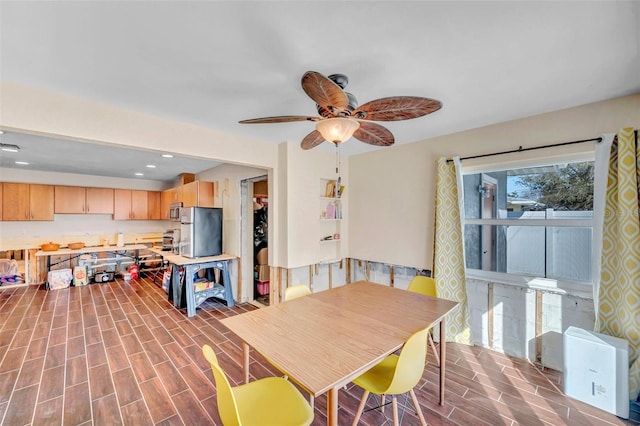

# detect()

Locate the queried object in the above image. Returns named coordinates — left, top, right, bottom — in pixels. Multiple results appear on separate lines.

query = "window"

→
left=463, top=160, right=594, bottom=284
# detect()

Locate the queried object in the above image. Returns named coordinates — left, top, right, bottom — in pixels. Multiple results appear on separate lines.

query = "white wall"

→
left=283, top=141, right=349, bottom=268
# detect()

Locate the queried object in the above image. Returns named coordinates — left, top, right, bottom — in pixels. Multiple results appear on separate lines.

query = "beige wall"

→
left=348, top=93, right=640, bottom=269
left=283, top=141, right=348, bottom=268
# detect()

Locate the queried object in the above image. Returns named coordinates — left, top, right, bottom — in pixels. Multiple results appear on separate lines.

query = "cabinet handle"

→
left=30, top=211, right=33, bottom=220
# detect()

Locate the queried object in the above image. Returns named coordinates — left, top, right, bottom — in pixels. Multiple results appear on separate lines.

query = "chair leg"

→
left=392, top=396, right=399, bottom=426
left=409, top=388, right=427, bottom=426
left=380, top=394, right=386, bottom=414
left=428, top=333, right=440, bottom=366
left=309, top=394, right=314, bottom=410
left=352, top=390, right=369, bottom=426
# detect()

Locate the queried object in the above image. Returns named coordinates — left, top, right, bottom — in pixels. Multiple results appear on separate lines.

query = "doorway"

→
left=240, top=176, right=269, bottom=305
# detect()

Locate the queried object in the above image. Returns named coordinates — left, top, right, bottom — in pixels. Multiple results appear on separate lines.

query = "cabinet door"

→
left=3, top=182, right=30, bottom=220
left=160, top=188, right=176, bottom=220
left=29, top=184, right=54, bottom=220
left=0, top=183, right=3, bottom=219
left=198, top=181, right=214, bottom=207
left=113, top=189, right=132, bottom=220
left=55, top=186, right=86, bottom=213
left=131, top=190, right=148, bottom=220
left=148, top=191, right=161, bottom=220
left=86, top=187, right=114, bottom=214
left=182, top=181, right=198, bottom=207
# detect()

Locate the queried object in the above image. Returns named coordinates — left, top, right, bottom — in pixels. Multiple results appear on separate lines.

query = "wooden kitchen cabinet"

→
left=86, top=187, right=114, bottom=214
left=148, top=191, right=161, bottom=220
left=161, top=186, right=183, bottom=220
left=2, top=183, right=54, bottom=221
left=55, top=186, right=114, bottom=214
left=182, top=181, right=214, bottom=207
left=55, top=185, right=85, bottom=213
left=114, top=189, right=150, bottom=220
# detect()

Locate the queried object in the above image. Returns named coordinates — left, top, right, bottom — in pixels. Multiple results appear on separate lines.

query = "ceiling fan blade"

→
left=300, top=130, right=326, bottom=150
left=353, top=96, right=443, bottom=121
left=353, top=122, right=395, bottom=146
left=239, top=115, right=321, bottom=124
left=301, top=71, right=349, bottom=115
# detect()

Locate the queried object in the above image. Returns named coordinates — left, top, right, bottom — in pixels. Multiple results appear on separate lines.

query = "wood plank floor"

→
left=0, top=276, right=638, bottom=425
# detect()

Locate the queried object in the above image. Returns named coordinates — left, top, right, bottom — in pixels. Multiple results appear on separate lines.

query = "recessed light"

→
left=1, top=143, right=20, bottom=152
left=162, top=154, right=173, bottom=158
left=146, top=164, right=156, bottom=168
left=135, top=172, right=144, bottom=176
left=0, top=130, right=5, bottom=134
left=15, top=161, right=29, bottom=165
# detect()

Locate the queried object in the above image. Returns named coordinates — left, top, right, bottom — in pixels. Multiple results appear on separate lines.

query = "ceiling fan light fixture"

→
left=316, top=118, right=360, bottom=145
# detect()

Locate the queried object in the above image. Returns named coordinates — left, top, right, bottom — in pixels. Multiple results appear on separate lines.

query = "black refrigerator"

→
left=179, top=207, right=223, bottom=258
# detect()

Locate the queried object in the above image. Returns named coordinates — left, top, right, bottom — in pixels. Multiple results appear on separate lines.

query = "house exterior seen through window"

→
left=463, top=161, right=594, bottom=284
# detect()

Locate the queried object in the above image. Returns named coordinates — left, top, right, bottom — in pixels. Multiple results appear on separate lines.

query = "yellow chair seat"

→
left=202, top=344, right=314, bottom=426
left=351, top=328, right=429, bottom=425
left=233, top=376, right=314, bottom=425
left=284, top=284, right=312, bottom=301
left=352, top=354, right=400, bottom=395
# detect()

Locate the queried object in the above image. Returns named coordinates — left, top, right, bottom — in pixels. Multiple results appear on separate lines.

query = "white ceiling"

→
left=1, top=1, right=639, bottom=181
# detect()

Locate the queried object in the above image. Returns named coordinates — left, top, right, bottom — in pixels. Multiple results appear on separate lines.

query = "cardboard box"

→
left=256, top=248, right=268, bottom=265
left=257, top=264, right=270, bottom=282
left=179, top=173, right=195, bottom=185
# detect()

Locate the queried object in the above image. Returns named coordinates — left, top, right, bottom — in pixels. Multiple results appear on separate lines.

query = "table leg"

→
left=185, top=265, right=196, bottom=317
left=171, top=264, right=180, bottom=306
left=327, top=387, right=338, bottom=426
left=242, top=342, right=250, bottom=384
left=439, top=317, right=446, bottom=405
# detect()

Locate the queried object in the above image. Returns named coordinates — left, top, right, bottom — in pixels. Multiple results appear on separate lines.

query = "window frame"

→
left=461, top=152, right=597, bottom=296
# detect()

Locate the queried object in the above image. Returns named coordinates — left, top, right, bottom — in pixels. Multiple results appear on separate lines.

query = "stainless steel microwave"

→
left=169, top=202, right=182, bottom=221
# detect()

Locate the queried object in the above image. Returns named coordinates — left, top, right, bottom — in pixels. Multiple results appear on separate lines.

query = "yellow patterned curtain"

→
left=596, top=127, right=640, bottom=401
left=433, top=157, right=472, bottom=344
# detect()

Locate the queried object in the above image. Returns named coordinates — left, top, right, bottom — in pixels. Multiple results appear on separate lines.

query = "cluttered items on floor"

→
left=0, top=259, right=24, bottom=286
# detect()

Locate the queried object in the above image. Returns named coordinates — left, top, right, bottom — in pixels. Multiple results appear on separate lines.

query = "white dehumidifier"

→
left=563, top=326, right=629, bottom=418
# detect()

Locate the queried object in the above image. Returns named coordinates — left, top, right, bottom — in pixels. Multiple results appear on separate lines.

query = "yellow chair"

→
left=284, top=284, right=311, bottom=301
left=407, top=276, right=440, bottom=366
left=202, top=344, right=314, bottom=426
left=352, top=328, right=429, bottom=426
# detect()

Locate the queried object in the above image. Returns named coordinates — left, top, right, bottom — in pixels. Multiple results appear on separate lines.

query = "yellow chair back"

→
left=407, top=276, right=437, bottom=298
left=202, top=344, right=241, bottom=426
left=284, top=284, right=311, bottom=301
left=386, top=327, right=429, bottom=394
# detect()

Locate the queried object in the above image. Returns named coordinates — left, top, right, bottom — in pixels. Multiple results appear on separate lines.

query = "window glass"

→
left=463, top=161, right=594, bottom=284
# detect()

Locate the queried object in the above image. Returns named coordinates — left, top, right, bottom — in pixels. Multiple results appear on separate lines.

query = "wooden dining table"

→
left=220, top=280, right=459, bottom=426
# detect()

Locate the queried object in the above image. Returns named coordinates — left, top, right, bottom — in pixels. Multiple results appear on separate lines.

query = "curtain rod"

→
left=447, top=137, right=603, bottom=162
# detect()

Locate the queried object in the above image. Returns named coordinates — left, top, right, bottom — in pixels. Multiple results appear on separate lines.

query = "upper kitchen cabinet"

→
left=55, top=186, right=114, bottom=214
left=160, top=186, right=183, bottom=220
left=2, top=183, right=54, bottom=221
left=182, top=181, right=214, bottom=207
left=114, top=189, right=154, bottom=220
left=148, top=191, right=161, bottom=220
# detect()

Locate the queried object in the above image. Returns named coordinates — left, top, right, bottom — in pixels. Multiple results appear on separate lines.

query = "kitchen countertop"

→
left=35, top=244, right=150, bottom=257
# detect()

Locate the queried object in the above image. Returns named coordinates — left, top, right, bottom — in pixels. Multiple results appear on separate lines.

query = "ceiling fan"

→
left=239, top=71, right=443, bottom=150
